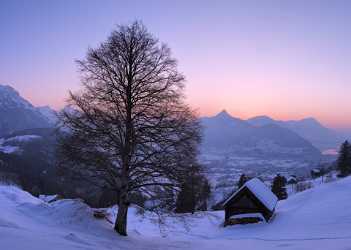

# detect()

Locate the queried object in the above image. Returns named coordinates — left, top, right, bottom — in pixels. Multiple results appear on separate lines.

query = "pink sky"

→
left=1, top=1, right=351, bottom=130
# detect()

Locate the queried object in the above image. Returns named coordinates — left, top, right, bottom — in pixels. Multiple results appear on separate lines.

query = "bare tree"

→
left=58, top=22, right=201, bottom=236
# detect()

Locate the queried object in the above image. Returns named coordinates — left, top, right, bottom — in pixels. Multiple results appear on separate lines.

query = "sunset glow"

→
left=1, top=0, right=351, bottom=130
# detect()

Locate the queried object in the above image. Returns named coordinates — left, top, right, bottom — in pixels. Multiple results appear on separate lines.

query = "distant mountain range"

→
left=200, top=110, right=322, bottom=162
left=201, top=110, right=346, bottom=153
left=247, top=115, right=343, bottom=151
left=0, top=84, right=346, bottom=156
left=0, top=85, right=57, bottom=136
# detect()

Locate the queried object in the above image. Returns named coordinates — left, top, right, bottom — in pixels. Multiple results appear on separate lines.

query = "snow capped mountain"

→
left=248, top=115, right=342, bottom=150
left=0, top=85, right=33, bottom=109
left=0, top=84, right=54, bottom=136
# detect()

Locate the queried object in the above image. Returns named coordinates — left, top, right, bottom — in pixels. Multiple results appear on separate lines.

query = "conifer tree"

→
left=337, top=140, right=351, bottom=177
left=175, top=165, right=211, bottom=213
left=271, top=174, right=288, bottom=200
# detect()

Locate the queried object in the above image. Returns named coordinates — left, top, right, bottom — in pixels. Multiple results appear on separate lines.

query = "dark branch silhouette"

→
left=58, top=21, right=201, bottom=236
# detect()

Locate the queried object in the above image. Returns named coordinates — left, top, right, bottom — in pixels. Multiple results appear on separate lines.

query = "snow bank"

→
left=5, top=135, right=42, bottom=143
left=0, top=185, right=169, bottom=250
left=39, top=194, right=61, bottom=203
left=0, top=145, right=19, bottom=154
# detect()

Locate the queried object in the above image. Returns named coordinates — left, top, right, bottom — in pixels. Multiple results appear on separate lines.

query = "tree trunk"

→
left=114, top=196, right=129, bottom=236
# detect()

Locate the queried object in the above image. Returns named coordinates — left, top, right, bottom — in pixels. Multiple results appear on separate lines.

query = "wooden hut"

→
left=223, top=178, right=278, bottom=226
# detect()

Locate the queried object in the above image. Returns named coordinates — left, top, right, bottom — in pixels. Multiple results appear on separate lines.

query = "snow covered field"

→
left=1, top=177, right=351, bottom=250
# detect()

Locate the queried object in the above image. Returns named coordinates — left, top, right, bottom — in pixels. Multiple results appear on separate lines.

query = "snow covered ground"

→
left=1, top=177, right=351, bottom=249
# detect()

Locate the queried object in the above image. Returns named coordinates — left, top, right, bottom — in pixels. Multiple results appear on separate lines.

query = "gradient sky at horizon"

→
left=1, top=0, right=351, bottom=130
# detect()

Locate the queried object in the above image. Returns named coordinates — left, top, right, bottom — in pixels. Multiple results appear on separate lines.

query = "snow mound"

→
left=5, top=135, right=42, bottom=143
left=0, top=144, right=19, bottom=154
left=0, top=185, right=177, bottom=250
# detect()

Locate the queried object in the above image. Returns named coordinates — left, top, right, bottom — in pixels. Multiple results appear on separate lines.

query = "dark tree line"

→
left=175, top=164, right=211, bottom=214
left=58, top=22, right=203, bottom=236
left=337, top=140, right=351, bottom=177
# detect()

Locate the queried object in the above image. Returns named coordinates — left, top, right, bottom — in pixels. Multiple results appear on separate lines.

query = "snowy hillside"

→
left=1, top=177, right=351, bottom=249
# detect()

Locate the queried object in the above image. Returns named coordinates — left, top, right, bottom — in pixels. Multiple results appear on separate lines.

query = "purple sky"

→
left=1, top=0, right=351, bottom=130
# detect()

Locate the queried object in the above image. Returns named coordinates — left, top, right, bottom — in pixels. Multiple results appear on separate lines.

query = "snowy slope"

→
left=2, top=177, right=351, bottom=249
left=0, top=185, right=173, bottom=250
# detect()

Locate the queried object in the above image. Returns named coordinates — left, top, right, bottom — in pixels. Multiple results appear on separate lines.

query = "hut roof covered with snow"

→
left=223, top=178, right=278, bottom=225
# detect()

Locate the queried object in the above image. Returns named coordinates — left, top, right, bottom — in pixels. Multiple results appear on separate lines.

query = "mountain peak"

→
left=0, top=84, right=33, bottom=110
left=0, top=84, right=53, bottom=136
left=215, top=109, right=232, bottom=118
